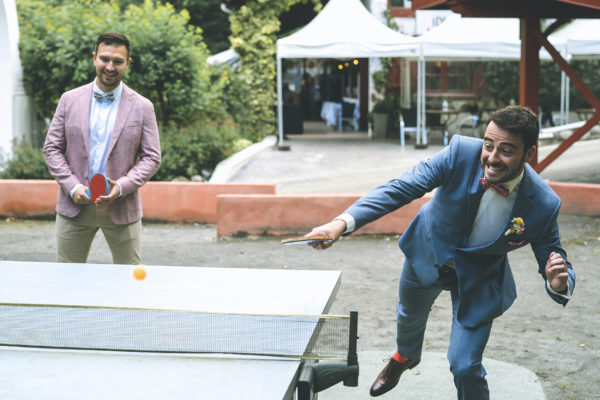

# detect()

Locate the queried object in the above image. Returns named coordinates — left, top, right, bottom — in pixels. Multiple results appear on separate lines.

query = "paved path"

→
left=228, top=125, right=600, bottom=193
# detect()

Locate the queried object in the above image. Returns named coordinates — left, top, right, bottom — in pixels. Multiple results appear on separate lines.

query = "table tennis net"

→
left=0, top=304, right=350, bottom=360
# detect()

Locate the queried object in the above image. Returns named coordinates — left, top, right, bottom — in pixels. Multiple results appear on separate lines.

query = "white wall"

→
left=1, top=0, right=39, bottom=162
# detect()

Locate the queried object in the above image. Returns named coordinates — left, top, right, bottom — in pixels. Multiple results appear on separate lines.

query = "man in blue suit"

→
left=306, top=106, right=574, bottom=399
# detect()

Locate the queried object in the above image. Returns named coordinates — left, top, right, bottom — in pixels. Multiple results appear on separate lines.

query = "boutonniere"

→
left=505, top=217, right=525, bottom=236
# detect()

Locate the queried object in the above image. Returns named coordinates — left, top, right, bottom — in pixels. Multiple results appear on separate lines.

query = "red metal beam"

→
left=413, top=0, right=600, bottom=17
left=558, top=0, right=600, bottom=10
left=536, top=114, right=600, bottom=173
left=532, top=28, right=600, bottom=173
left=534, top=30, right=600, bottom=111
left=411, top=0, right=448, bottom=8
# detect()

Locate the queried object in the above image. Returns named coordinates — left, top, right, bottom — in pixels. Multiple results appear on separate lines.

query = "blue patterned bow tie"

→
left=93, top=91, right=115, bottom=102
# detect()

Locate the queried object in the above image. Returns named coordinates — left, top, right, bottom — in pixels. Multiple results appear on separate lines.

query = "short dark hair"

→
left=489, top=105, right=539, bottom=150
left=95, top=32, right=131, bottom=58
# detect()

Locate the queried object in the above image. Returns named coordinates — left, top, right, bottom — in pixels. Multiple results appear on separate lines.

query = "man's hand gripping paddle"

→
left=86, top=173, right=109, bottom=203
left=280, top=235, right=334, bottom=246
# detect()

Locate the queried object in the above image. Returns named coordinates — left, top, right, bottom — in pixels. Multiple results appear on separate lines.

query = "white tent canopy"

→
left=550, top=19, right=600, bottom=59
left=277, top=0, right=418, bottom=59
left=417, top=16, right=524, bottom=60
left=416, top=16, right=565, bottom=60
left=275, top=0, right=419, bottom=144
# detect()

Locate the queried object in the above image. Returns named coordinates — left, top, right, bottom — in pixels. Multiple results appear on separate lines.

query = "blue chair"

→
left=400, top=108, right=420, bottom=147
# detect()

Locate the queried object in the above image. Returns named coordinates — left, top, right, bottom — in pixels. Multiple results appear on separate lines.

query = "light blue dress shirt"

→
left=88, top=82, right=122, bottom=180
left=69, top=82, right=123, bottom=198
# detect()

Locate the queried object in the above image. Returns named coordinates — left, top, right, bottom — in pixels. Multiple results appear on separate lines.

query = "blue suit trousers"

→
left=396, top=261, right=492, bottom=400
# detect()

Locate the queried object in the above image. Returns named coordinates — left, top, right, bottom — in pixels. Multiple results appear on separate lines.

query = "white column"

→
left=1, top=0, right=39, bottom=161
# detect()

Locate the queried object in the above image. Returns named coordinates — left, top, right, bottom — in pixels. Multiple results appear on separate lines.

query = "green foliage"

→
left=98, top=0, right=231, bottom=56
left=109, top=0, right=232, bottom=57
left=482, top=59, right=599, bottom=113
left=372, top=99, right=392, bottom=114
left=0, top=133, right=52, bottom=180
left=154, top=118, right=242, bottom=181
left=16, top=0, right=215, bottom=126
left=0, top=120, right=244, bottom=181
left=17, top=0, right=112, bottom=119
left=482, top=61, right=520, bottom=107
left=227, top=0, right=321, bottom=142
left=170, top=0, right=232, bottom=54
left=569, top=60, right=600, bottom=109
left=209, top=63, right=255, bottom=137
left=121, top=0, right=216, bottom=126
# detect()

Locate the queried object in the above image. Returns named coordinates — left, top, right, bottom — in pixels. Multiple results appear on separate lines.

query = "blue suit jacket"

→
left=345, top=135, right=575, bottom=328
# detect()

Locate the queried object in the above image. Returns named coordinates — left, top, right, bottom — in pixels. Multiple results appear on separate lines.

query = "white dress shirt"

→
left=466, top=171, right=523, bottom=247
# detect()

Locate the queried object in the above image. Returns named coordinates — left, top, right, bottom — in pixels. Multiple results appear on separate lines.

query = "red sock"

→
left=392, top=351, right=408, bottom=363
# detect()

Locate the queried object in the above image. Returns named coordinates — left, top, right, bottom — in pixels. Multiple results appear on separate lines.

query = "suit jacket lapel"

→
left=81, top=83, right=94, bottom=155
left=107, top=83, right=134, bottom=156
left=508, top=165, right=535, bottom=222
left=463, top=163, right=485, bottom=246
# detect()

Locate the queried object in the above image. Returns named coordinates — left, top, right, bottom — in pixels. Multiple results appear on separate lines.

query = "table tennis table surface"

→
left=0, top=261, right=342, bottom=400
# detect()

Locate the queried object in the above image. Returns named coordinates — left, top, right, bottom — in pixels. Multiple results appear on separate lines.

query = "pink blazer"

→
left=43, top=82, right=161, bottom=224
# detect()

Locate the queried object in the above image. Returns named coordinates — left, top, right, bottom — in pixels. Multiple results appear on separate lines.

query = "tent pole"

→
left=421, top=56, right=427, bottom=146
left=560, top=70, right=566, bottom=124
left=565, top=73, right=570, bottom=124
left=276, top=56, right=284, bottom=147
left=368, top=58, right=373, bottom=139
left=416, top=56, right=421, bottom=146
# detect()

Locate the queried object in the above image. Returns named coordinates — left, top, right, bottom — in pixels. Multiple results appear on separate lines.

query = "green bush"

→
left=0, top=134, right=52, bottom=180
left=0, top=121, right=243, bottom=182
left=227, top=0, right=321, bottom=142
left=153, top=119, right=242, bottom=181
left=17, top=0, right=216, bottom=126
left=209, top=63, right=255, bottom=138
left=569, top=60, right=600, bottom=110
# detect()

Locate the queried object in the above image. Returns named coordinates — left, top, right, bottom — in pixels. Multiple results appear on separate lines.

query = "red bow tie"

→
left=480, top=178, right=509, bottom=197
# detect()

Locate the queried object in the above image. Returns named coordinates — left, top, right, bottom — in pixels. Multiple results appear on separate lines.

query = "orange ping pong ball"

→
left=133, top=266, right=147, bottom=280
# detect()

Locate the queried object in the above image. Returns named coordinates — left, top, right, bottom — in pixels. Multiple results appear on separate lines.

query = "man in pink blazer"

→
left=43, top=32, right=161, bottom=264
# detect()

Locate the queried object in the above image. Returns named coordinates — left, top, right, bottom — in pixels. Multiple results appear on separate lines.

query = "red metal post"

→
left=519, top=16, right=541, bottom=166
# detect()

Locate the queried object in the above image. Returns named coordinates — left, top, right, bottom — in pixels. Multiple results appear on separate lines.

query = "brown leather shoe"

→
left=369, top=357, right=420, bottom=397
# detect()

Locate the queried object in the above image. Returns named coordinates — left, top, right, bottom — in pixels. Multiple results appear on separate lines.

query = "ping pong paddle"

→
left=281, top=235, right=333, bottom=246
left=86, top=173, right=109, bottom=202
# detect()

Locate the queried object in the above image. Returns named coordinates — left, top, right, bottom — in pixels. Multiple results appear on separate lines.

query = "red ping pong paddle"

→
left=86, top=173, right=109, bottom=202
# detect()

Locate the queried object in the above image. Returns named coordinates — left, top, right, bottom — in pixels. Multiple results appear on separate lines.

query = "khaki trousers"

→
left=55, top=204, right=141, bottom=264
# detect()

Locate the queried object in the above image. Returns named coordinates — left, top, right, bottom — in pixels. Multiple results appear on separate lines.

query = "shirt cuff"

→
left=546, top=280, right=571, bottom=300
left=334, top=213, right=355, bottom=234
left=69, top=184, right=83, bottom=199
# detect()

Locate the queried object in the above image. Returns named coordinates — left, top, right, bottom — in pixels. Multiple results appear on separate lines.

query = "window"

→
left=447, top=63, right=471, bottom=91
left=426, top=62, right=472, bottom=93
left=389, top=0, right=414, bottom=17
left=426, top=63, right=442, bottom=91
